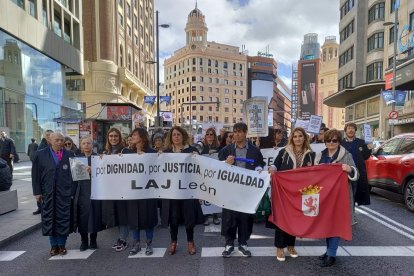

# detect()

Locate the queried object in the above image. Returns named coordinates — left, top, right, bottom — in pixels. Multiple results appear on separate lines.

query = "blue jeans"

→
left=326, top=237, right=340, bottom=257
left=119, top=225, right=129, bottom=241
left=132, top=228, right=154, bottom=241
left=49, top=235, right=68, bottom=246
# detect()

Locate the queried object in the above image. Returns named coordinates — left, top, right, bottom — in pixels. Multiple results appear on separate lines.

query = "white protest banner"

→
left=307, top=115, right=323, bottom=134
left=243, top=97, right=268, bottom=137
left=200, top=200, right=222, bottom=214
left=91, top=153, right=270, bottom=214
left=363, top=124, right=373, bottom=142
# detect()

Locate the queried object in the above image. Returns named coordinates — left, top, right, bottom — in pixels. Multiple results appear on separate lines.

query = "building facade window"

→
left=339, top=46, right=354, bottom=67
left=368, top=2, right=385, bottom=24
left=340, top=20, right=354, bottom=43
left=390, top=0, right=396, bottom=13
left=340, top=0, right=354, bottom=19
left=367, top=32, right=384, bottom=52
left=338, top=72, right=353, bottom=90
left=389, top=26, right=395, bottom=44
left=366, top=62, right=383, bottom=81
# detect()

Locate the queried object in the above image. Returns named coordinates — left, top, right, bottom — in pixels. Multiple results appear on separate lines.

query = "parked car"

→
left=366, top=133, right=414, bottom=212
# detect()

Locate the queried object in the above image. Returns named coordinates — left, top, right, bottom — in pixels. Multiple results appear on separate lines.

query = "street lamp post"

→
left=148, top=11, right=169, bottom=127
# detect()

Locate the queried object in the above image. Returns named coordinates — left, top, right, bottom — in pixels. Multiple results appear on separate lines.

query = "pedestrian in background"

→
left=27, top=138, right=38, bottom=162
left=152, top=132, right=164, bottom=152
left=100, top=128, right=130, bottom=252
left=64, top=136, right=81, bottom=155
left=273, top=129, right=287, bottom=148
left=0, top=130, right=16, bottom=177
left=74, top=136, right=104, bottom=251
left=161, top=126, right=203, bottom=255
left=32, top=132, right=75, bottom=256
left=37, top=130, right=54, bottom=151
left=341, top=123, right=372, bottom=224
left=219, top=122, right=265, bottom=258
left=200, top=128, right=221, bottom=226
left=268, top=127, right=315, bottom=261
left=0, top=157, right=12, bottom=191
left=127, top=128, right=158, bottom=256
left=315, top=129, right=358, bottom=267
left=218, top=131, right=233, bottom=151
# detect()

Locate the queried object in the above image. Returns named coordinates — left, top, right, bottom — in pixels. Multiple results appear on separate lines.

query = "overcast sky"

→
left=155, top=0, right=339, bottom=88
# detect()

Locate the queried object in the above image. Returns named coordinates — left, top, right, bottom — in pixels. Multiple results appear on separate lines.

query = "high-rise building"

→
left=247, top=55, right=291, bottom=130
left=75, top=0, right=156, bottom=128
left=319, top=36, right=345, bottom=130
left=164, top=5, right=248, bottom=129
left=291, top=64, right=299, bottom=125
left=0, top=0, right=83, bottom=153
left=297, top=33, right=320, bottom=120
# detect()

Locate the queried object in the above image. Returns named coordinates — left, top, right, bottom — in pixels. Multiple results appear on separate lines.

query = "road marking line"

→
left=20, top=178, right=32, bottom=182
left=342, top=246, right=414, bottom=256
left=204, top=225, right=221, bottom=232
left=358, top=206, right=414, bottom=235
left=49, top=249, right=95, bottom=260
left=127, top=248, right=166, bottom=258
left=0, top=251, right=25, bottom=261
left=201, top=246, right=414, bottom=257
left=356, top=208, right=414, bottom=241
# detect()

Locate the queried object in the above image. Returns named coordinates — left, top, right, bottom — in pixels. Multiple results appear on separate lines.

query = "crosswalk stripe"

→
left=127, top=248, right=167, bottom=258
left=0, top=251, right=25, bottom=261
left=49, top=249, right=95, bottom=260
left=204, top=225, right=221, bottom=233
left=20, top=178, right=32, bottom=182
left=342, top=246, right=414, bottom=256
left=201, top=246, right=414, bottom=257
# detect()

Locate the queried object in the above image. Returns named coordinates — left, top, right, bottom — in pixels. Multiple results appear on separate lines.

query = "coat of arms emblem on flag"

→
left=299, top=185, right=323, bottom=217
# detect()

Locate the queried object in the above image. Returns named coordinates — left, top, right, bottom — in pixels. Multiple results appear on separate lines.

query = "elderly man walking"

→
left=32, top=132, right=75, bottom=256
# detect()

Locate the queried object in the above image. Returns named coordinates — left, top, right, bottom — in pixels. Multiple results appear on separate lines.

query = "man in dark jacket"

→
left=0, top=130, right=16, bottom=176
left=33, top=130, right=53, bottom=215
left=218, top=122, right=265, bottom=258
left=27, top=138, right=38, bottom=162
left=32, top=132, right=75, bottom=256
left=341, top=123, right=372, bottom=208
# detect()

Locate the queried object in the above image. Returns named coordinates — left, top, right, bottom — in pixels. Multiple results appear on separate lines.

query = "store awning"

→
left=323, top=81, right=384, bottom=108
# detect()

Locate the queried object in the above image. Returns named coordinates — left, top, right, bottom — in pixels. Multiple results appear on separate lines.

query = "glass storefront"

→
left=0, top=29, right=81, bottom=152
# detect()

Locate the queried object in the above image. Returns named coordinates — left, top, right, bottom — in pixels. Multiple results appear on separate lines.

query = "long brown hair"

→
left=203, top=127, right=219, bottom=147
left=130, top=127, right=150, bottom=151
left=286, top=127, right=311, bottom=152
left=105, top=127, right=124, bottom=154
left=164, top=126, right=190, bottom=150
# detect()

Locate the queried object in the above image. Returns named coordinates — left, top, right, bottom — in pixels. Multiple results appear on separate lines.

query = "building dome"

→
left=188, top=7, right=204, bottom=18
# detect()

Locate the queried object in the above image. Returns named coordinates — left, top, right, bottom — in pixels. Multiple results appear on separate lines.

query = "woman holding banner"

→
left=127, top=128, right=158, bottom=256
left=200, top=128, right=221, bottom=226
left=269, top=127, right=315, bottom=261
left=74, top=137, right=104, bottom=251
left=314, top=129, right=358, bottom=267
left=161, top=126, right=204, bottom=255
left=101, top=128, right=131, bottom=252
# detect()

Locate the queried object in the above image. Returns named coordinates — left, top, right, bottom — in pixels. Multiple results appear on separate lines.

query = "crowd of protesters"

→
left=29, top=122, right=371, bottom=267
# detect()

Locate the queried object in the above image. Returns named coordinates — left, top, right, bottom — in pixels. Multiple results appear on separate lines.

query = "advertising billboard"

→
left=300, top=62, right=317, bottom=119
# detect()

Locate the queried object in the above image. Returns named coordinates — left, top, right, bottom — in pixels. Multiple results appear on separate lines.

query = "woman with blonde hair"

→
left=268, top=127, right=315, bottom=261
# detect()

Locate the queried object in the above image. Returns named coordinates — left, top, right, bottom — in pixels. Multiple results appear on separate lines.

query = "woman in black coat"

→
left=161, top=126, right=203, bottom=255
left=74, top=136, right=104, bottom=251
left=100, top=128, right=130, bottom=252
left=127, top=128, right=158, bottom=256
left=268, top=127, right=315, bottom=262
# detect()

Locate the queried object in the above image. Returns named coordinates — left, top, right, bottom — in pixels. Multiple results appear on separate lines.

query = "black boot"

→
left=80, top=233, right=89, bottom=251
left=320, top=256, right=336, bottom=267
left=89, top=233, right=98, bottom=249
left=318, top=252, right=327, bottom=260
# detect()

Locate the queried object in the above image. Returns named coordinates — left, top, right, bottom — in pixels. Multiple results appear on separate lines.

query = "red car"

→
left=366, top=133, right=414, bottom=212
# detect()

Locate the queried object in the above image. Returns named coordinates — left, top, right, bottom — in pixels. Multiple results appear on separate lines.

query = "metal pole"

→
left=156, top=11, right=160, bottom=127
left=189, top=81, right=192, bottom=133
left=391, top=7, right=398, bottom=138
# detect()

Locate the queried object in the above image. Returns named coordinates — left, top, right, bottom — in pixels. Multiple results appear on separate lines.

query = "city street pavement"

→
left=0, top=163, right=414, bottom=275
left=0, top=161, right=40, bottom=247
